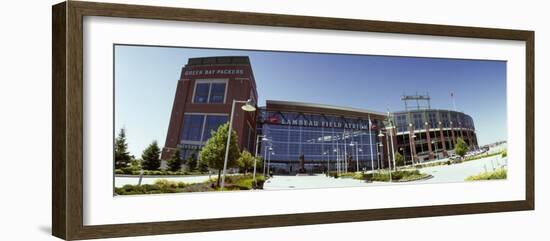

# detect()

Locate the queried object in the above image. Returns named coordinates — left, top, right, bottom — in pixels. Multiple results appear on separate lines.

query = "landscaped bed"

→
left=353, top=169, right=432, bottom=182
left=115, top=174, right=266, bottom=195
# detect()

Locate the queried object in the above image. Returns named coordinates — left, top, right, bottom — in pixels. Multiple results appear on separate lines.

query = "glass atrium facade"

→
left=259, top=110, right=381, bottom=174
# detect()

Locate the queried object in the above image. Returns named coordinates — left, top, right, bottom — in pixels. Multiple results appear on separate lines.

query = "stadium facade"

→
left=162, top=56, right=478, bottom=174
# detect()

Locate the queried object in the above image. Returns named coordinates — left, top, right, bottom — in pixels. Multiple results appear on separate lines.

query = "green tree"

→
left=237, top=150, right=254, bottom=174
left=199, top=123, right=240, bottom=187
left=454, top=137, right=469, bottom=159
left=114, top=128, right=132, bottom=169
left=141, top=141, right=161, bottom=170
left=186, top=152, right=198, bottom=172
left=167, top=148, right=183, bottom=172
left=197, top=158, right=209, bottom=173
left=129, top=158, right=141, bottom=169
left=395, top=151, right=404, bottom=167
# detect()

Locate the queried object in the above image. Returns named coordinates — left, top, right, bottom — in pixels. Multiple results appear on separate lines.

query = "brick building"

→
left=161, top=56, right=258, bottom=161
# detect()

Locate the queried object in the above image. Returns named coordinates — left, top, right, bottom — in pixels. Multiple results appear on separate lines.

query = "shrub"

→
left=154, top=179, right=179, bottom=188
left=328, top=172, right=339, bottom=178
left=466, top=168, right=507, bottom=181
left=121, top=166, right=139, bottom=175
left=501, top=150, right=507, bottom=158
left=370, top=169, right=427, bottom=182
left=182, top=183, right=214, bottom=192
left=372, top=172, right=391, bottom=182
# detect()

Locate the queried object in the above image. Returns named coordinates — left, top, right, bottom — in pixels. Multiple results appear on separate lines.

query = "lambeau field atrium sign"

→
left=278, top=118, right=372, bottom=130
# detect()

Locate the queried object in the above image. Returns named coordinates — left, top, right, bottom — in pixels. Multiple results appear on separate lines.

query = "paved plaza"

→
left=115, top=154, right=507, bottom=189
left=263, top=154, right=507, bottom=190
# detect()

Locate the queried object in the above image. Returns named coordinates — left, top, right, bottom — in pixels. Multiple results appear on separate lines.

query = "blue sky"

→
left=115, top=45, right=507, bottom=157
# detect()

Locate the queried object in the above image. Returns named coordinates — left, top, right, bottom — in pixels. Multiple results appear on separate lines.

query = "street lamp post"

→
left=379, top=131, right=392, bottom=182
left=220, top=99, right=256, bottom=191
left=410, top=134, right=416, bottom=166
left=377, top=143, right=383, bottom=171
left=267, top=146, right=273, bottom=176
left=359, top=148, right=363, bottom=171
left=368, top=115, right=375, bottom=173
left=263, top=143, right=268, bottom=176
left=343, top=131, right=348, bottom=173
left=399, top=147, right=404, bottom=167
left=253, top=135, right=268, bottom=186
left=386, top=112, right=396, bottom=171
left=334, top=147, right=339, bottom=174
left=323, top=151, right=329, bottom=175
left=350, top=142, right=359, bottom=172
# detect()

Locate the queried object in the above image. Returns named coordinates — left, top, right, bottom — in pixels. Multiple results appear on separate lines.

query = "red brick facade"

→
left=161, top=57, right=258, bottom=160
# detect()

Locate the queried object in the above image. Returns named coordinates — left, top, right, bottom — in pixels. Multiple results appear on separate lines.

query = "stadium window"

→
left=181, top=114, right=228, bottom=142
left=203, top=115, right=228, bottom=140
left=209, top=83, right=226, bottom=103
left=193, top=83, right=210, bottom=103
left=193, top=81, right=227, bottom=104
left=180, top=114, right=205, bottom=141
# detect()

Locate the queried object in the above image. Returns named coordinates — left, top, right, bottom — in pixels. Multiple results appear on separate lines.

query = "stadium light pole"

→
left=220, top=99, right=256, bottom=191
left=253, top=135, right=268, bottom=185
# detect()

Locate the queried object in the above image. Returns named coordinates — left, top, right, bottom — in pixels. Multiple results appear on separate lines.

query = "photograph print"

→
left=113, top=45, right=508, bottom=195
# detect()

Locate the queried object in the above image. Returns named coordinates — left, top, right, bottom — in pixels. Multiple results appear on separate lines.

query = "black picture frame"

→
left=52, top=1, right=534, bottom=240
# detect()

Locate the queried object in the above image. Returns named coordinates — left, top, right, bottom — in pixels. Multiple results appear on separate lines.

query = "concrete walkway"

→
left=263, top=155, right=507, bottom=190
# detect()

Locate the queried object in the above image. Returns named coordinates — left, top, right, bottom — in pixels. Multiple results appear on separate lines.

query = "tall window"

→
left=210, top=83, right=226, bottom=103
left=193, top=83, right=210, bottom=103
left=193, top=81, right=226, bottom=104
left=181, top=115, right=204, bottom=141
left=180, top=114, right=228, bottom=142
left=203, top=115, right=228, bottom=140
